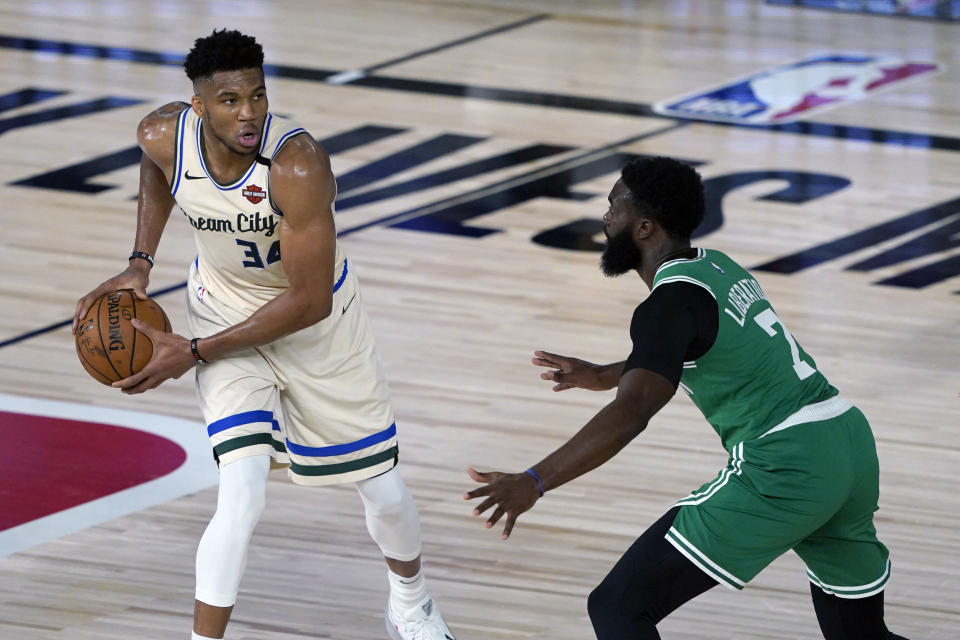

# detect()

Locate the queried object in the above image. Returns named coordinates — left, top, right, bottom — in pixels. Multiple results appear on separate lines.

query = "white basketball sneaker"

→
left=385, top=596, right=456, bottom=640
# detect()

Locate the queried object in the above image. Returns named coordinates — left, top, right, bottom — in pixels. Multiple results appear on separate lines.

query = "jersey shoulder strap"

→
left=260, top=114, right=311, bottom=214
left=652, top=248, right=718, bottom=300
left=169, top=106, right=195, bottom=196
left=263, top=113, right=309, bottom=161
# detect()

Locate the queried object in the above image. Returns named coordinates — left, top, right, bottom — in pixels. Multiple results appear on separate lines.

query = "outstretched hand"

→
left=532, top=350, right=610, bottom=392
left=112, top=319, right=194, bottom=394
left=464, top=467, right=541, bottom=539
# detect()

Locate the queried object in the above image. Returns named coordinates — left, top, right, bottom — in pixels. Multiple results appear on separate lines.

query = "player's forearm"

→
left=599, top=361, right=627, bottom=389
left=131, top=205, right=172, bottom=259
left=132, top=152, right=175, bottom=258
left=193, top=287, right=331, bottom=362
left=530, top=398, right=647, bottom=492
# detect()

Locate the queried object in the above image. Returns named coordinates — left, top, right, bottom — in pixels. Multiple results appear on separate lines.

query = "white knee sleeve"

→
left=356, top=468, right=422, bottom=562
left=195, top=455, right=270, bottom=607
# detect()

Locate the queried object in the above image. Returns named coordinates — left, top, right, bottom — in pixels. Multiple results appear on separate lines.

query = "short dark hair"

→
left=620, top=157, right=705, bottom=240
left=184, top=29, right=264, bottom=83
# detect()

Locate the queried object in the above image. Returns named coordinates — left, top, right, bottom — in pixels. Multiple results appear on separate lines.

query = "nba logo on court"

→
left=654, top=54, right=940, bottom=124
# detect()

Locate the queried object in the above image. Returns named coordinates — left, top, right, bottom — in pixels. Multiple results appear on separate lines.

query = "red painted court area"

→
left=0, top=411, right=186, bottom=530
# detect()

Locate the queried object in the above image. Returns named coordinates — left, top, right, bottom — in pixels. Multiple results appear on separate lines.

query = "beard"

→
left=600, top=226, right=642, bottom=277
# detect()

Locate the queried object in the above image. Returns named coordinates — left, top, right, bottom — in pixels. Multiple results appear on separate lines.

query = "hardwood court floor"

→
left=0, top=1, right=957, bottom=638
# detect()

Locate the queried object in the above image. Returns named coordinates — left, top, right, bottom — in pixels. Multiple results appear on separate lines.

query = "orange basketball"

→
left=74, top=290, right=172, bottom=385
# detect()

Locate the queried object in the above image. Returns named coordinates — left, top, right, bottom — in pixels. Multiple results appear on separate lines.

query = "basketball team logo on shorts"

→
left=242, top=184, right=266, bottom=204
left=653, top=54, right=940, bottom=124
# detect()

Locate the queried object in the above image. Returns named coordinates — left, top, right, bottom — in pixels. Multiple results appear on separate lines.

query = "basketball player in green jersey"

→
left=465, top=157, right=908, bottom=639
left=73, top=30, right=455, bottom=640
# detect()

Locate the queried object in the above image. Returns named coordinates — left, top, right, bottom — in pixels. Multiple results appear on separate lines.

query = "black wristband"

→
left=129, top=250, right=154, bottom=267
left=190, top=338, right=208, bottom=365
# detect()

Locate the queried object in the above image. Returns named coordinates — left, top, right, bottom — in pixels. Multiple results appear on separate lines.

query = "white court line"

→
left=0, top=393, right=218, bottom=558
left=325, top=69, right=366, bottom=84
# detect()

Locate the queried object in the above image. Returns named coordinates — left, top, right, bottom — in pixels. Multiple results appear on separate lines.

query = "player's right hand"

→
left=532, top=350, right=611, bottom=392
left=464, top=467, right=540, bottom=540
left=72, top=264, right=151, bottom=334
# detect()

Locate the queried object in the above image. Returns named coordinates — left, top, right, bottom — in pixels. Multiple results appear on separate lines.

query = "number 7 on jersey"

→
left=753, top=308, right=817, bottom=380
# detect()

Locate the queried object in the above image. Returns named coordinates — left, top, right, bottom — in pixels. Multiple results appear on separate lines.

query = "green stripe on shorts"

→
left=214, top=433, right=287, bottom=457
left=290, top=445, right=398, bottom=477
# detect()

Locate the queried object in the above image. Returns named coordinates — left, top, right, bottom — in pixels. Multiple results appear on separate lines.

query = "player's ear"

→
left=634, top=216, right=655, bottom=242
left=191, top=94, right=204, bottom=117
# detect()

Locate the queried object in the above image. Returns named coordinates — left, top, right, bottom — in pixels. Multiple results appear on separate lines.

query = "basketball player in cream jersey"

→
left=73, top=29, right=455, bottom=640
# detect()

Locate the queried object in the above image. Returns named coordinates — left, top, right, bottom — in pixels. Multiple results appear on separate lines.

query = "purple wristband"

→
left=524, top=468, right=545, bottom=497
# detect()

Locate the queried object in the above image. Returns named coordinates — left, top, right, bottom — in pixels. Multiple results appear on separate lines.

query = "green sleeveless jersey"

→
left=653, top=248, right=838, bottom=449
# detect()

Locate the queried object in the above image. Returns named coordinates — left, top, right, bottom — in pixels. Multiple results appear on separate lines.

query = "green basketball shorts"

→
left=666, top=402, right=890, bottom=598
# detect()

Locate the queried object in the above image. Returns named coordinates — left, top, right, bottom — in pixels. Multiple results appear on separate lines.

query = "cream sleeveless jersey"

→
left=170, top=108, right=345, bottom=315
left=653, top=248, right=838, bottom=450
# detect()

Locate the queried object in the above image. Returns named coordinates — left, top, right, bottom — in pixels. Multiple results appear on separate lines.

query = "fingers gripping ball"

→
left=74, top=290, right=171, bottom=385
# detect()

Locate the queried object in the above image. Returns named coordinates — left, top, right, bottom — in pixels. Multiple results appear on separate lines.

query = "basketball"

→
left=74, top=290, right=172, bottom=385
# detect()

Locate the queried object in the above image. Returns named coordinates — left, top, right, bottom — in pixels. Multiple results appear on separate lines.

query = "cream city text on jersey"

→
left=182, top=211, right=279, bottom=237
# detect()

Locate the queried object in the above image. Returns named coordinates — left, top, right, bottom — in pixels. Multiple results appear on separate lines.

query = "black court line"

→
left=0, top=88, right=66, bottom=114
left=0, top=96, right=145, bottom=136
left=336, top=143, right=573, bottom=210
left=336, top=121, right=692, bottom=236
left=336, top=133, right=486, bottom=193
left=0, top=281, right=189, bottom=350
left=0, top=122, right=687, bottom=351
left=0, top=35, right=184, bottom=64
left=1, top=34, right=958, bottom=152
left=361, top=13, right=549, bottom=75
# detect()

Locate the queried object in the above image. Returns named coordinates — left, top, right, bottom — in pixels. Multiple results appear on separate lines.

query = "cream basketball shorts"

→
left=186, top=258, right=398, bottom=486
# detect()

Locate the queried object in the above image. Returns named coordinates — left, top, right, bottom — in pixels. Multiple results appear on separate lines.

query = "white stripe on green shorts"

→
left=666, top=526, right=744, bottom=590
left=675, top=442, right=743, bottom=506
left=808, top=559, right=891, bottom=599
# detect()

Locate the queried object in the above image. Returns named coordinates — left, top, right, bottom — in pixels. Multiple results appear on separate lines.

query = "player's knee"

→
left=215, top=456, right=269, bottom=533
left=356, top=469, right=421, bottom=560
left=588, top=571, right=660, bottom=632
left=586, top=583, right=605, bottom=622
left=225, top=485, right=266, bottom=528
left=361, top=486, right=405, bottom=518
left=587, top=579, right=619, bottom=626
left=357, top=468, right=416, bottom=518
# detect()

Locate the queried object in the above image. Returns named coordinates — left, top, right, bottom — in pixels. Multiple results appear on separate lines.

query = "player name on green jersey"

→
left=723, top=277, right=765, bottom=327
left=652, top=248, right=838, bottom=449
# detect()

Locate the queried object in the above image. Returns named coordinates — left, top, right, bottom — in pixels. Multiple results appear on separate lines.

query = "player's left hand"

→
left=112, top=319, right=195, bottom=394
left=464, top=467, right=541, bottom=539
